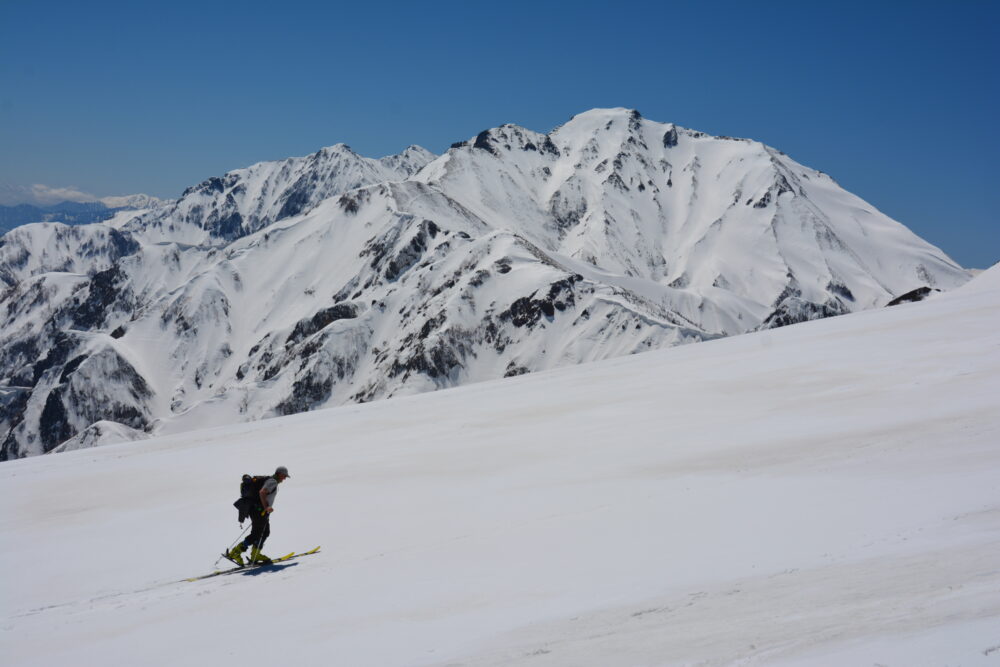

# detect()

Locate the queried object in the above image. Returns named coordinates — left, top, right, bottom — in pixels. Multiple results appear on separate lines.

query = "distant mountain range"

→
left=0, top=195, right=169, bottom=234
left=0, top=108, right=970, bottom=458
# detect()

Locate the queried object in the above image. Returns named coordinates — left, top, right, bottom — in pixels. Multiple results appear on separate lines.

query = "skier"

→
left=227, top=466, right=290, bottom=566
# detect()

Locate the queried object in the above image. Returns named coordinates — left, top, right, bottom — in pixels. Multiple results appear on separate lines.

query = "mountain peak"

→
left=570, top=106, right=640, bottom=119
left=400, top=144, right=433, bottom=156
left=548, top=107, right=664, bottom=150
left=560, top=107, right=645, bottom=128
left=318, top=142, right=357, bottom=155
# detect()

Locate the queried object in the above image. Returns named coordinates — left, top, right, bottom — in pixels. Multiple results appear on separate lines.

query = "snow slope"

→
left=2, top=264, right=997, bottom=666
left=0, top=109, right=971, bottom=458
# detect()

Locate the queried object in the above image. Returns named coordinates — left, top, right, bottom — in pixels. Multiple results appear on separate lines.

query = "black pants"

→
left=243, top=508, right=271, bottom=550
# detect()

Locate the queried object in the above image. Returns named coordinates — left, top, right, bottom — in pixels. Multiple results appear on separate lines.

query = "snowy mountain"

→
left=130, top=143, right=434, bottom=243
left=0, top=195, right=170, bottom=235
left=98, top=193, right=170, bottom=209
left=0, top=109, right=970, bottom=458
left=0, top=201, right=112, bottom=232
left=3, top=263, right=998, bottom=665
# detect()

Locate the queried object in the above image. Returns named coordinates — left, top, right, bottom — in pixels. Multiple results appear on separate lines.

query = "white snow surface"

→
left=2, top=264, right=998, bottom=665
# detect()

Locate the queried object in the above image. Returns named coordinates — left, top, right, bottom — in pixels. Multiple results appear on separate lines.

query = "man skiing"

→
left=227, top=466, right=290, bottom=566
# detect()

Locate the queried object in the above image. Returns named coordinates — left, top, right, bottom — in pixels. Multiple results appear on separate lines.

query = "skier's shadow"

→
left=241, top=562, right=299, bottom=576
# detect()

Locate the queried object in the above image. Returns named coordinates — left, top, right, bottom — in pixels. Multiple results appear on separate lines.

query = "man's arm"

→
left=259, top=486, right=273, bottom=513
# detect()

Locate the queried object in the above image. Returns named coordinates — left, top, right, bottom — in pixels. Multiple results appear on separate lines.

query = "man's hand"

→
left=265, top=506, right=274, bottom=514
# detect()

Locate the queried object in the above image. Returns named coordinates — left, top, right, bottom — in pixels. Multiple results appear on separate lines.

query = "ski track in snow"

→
left=1, top=268, right=998, bottom=665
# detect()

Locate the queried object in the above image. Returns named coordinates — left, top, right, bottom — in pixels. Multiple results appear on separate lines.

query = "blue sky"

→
left=0, top=0, right=996, bottom=267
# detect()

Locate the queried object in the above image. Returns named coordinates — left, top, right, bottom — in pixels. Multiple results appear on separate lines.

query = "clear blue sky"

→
left=1, top=0, right=996, bottom=267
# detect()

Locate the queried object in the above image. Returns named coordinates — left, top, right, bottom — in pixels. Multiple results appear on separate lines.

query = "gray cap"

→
left=275, top=466, right=290, bottom=478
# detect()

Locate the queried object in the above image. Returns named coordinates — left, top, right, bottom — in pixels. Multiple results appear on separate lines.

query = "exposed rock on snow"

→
left=0, top=223, right=140, bottom=287
left=886, top=286, right=940, bottom=306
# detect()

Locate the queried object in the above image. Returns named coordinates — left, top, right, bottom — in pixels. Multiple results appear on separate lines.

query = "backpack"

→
left=233, top=474, right=272, bottom=523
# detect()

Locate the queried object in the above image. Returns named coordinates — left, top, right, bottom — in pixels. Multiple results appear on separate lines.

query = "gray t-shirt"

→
left=262, top=477, right=278, bottom=508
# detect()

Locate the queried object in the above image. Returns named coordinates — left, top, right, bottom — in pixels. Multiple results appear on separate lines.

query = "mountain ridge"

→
left=0, top=109, right=970, bottom=458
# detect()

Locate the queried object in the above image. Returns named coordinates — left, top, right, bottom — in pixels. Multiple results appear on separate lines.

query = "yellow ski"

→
left=185, top=547, right=320, bottom=582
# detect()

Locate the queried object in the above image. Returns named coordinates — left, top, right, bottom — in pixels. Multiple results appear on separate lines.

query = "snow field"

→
left=1, top=266, right=998, bottom=665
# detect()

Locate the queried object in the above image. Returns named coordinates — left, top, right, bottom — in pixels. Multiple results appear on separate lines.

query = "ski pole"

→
left=215, top=523, right=251, bottom=567
left=228, top=523, right=251, bottom=550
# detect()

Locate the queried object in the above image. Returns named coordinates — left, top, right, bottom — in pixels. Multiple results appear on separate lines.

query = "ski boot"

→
left=249, top=546, right=272, bottom=565
left=225, top=543, right=247, bottom=567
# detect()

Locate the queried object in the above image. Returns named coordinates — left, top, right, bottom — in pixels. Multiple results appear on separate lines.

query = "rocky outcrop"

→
left=887, top=286, right=940, bottom=306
